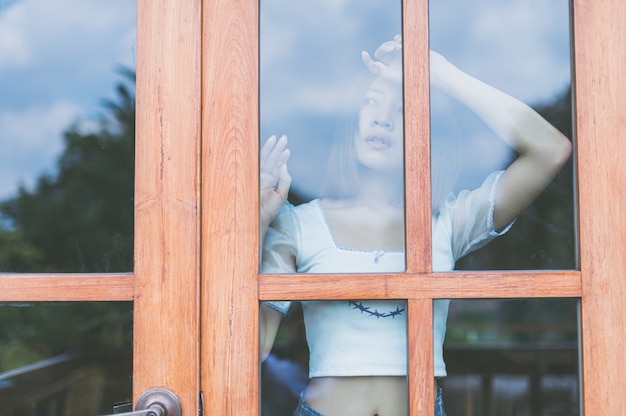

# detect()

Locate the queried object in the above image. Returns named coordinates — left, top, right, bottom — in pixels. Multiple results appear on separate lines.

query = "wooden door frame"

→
left=199, top=0, right=626, bottom=415
left=0, top=1, right=203, bottom=414
left=134, top=0, right=201, bottom=413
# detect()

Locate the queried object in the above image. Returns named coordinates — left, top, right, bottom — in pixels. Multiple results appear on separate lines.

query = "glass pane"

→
left=261, top=300, right=408, bottom=415
left=259, top=1, right=408, bottom=413
left=0, top=0, right=136, bottom=272
left=0, top=302, right=133, bottom=415
left=441, top=299, right=580, bottom=415
left=429, top=0, right=575, bottom=271
left=259, top=0, right=405, bottom=273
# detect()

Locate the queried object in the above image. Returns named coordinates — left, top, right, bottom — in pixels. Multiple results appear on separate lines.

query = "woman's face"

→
left=355, top=76, right=404, bottom=174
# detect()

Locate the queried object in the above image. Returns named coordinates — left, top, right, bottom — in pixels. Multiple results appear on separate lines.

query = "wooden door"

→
left=1, top=1, right=201, bottom=414
left=2, top=0, right=624, bottom=415
left=199, top=0, right=626, bottom=415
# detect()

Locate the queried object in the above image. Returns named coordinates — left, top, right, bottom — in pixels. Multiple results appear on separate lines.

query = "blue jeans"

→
left=293, top=387, right=446, bottom=416
left=434, top=386, right=447, bottom=416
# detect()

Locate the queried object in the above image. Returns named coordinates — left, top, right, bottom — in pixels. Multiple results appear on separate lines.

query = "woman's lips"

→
left=364, top=135, right=392, bottom=149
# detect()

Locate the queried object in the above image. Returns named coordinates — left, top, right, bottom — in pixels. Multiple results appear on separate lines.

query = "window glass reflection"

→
left=261, top=300, right=409, bottom=415
left=0, top=0, right=136, bottom=272
left=442, top=299, right=580, bottom=415
left=0, top=302, right=133, bottom=415
left=429, top=0, right=575, bottom=271
left=260, top=1, right=410, bottom=413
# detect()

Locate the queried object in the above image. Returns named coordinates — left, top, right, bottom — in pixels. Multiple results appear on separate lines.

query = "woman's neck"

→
left=354, top=170, right=404, bottom=208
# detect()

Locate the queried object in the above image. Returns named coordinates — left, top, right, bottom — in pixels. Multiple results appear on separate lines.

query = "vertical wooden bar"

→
left=404, top=0, right=435, bottom=413
left=134, top=0, right=201, bottom=413
left=573, top=0, right=626, bottom=413
left=408, top=299, right=434, bottom=416
left=405, top=0, right=435, bottom=414
left=404, top=0, right=433, bottom=274
left=201, top=0, right=259, bottom=414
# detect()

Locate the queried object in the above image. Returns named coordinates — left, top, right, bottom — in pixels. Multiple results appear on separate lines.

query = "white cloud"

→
left=0, top=2, right=31, bottom=68
left=260, top=0, right=572, bottom=198
left=0, top=0, right=135, bottom=200
left=0, top=0, right=135, bottom=71
left=430, top=0, right=571, bottom=104
left=0, top=101, right=81, bottom=198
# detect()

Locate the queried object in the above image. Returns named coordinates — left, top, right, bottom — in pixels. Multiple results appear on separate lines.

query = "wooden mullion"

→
left=572, top=0, right=626, bottom=413
left=200, top=0, right=260, bottom=414
left=259, top=270, right=582, bottom=300
left=408, top=298, right=434, bottom=416
left=0, top=273, right=134, bottom=301
left=134, top=0, right=201, bottom=412
left=403, top=0, right=433, bottom=275
left=402, top=1, right=439, bottom=414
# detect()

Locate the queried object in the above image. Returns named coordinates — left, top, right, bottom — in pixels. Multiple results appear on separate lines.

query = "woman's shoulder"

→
left=318, top=197, right=356, bottom=211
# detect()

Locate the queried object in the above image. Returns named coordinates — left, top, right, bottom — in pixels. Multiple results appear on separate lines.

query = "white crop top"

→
left=262, top=171, right=512, bottom=378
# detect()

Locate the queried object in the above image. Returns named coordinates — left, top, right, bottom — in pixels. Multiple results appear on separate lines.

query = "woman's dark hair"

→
left=320, top=70, right=463, bottom=211
left=320, top=70, right=375, bottom=199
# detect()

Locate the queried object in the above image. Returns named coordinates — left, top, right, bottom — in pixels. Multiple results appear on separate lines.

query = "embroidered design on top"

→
left=373, top=249, right=385, bottom=263
left=348, top=301, right=405, bottom=318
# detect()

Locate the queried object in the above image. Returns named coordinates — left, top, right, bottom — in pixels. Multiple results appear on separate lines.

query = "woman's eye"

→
left=363, top=97, right=376, bottom=106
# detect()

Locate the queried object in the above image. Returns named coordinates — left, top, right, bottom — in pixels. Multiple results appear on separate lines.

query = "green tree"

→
left=456, top=86, right=575, bottom=271
left=0, top=70, right=136, bottom=413
left=0, top=68, right=135, bottom=273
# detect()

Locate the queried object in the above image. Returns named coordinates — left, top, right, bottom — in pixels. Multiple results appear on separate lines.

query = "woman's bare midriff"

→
left=303, top=376, right=408, bottom=416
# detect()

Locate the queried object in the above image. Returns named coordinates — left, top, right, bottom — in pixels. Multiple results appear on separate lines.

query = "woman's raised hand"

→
left=362, top=34, right=402, bottom=83
left=260, top=135, right=291, bottom=231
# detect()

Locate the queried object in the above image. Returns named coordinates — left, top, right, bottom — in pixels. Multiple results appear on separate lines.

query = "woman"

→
left=259, top=36, right=571, bottom=416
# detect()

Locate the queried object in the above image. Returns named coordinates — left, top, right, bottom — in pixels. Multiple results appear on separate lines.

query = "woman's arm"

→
left=260, top=304, right=284, bottom=361
left=259, top=135, right=292, bottom=361
left=430, top=51, right=572, bottom=230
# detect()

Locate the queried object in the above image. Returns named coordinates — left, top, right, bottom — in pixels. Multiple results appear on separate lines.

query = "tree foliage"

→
left=0, top=69, right=135, bottom=273
left=0, top=71, right=136, bottom=412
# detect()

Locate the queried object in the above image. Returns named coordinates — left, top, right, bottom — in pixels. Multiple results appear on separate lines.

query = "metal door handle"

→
left=103, top=388, right=183, bottom=416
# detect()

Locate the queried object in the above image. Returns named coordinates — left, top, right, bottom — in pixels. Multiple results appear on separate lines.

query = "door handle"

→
left=103, top=388, right=183, bottom=416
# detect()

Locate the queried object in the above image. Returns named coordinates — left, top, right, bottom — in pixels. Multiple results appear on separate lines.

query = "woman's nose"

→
left=373, top=116, right=393, bottom=129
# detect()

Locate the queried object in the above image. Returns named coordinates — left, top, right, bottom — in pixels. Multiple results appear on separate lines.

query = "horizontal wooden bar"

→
left=0, top=273, right=134, bottom=301
left=259, top=270, right=581, bottom=300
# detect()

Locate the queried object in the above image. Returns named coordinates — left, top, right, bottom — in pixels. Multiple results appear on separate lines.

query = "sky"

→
left=0, top=0, right=571, bottom=203
left=261, top=0, right=572, bottom=200
left=0, top=0, right=136, bottom=200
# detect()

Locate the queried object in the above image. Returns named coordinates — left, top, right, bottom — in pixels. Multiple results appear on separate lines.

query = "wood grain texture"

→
left=0, top=274, right=133, bottom=301
left=200, top=0, right=259, bottom=414
left=259, top=271, right=582, bottom=300
left=573, top=0, right=626, bottom=413
left=403, top=0, right=433, bottom=275
left=134, top=0, right=201, bottom=413
left=408, top=299, right=434, bottom=416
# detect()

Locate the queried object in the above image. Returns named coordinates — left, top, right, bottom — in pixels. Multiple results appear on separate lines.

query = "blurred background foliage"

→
left=0, top=70, right=136, bottom=414
left=0, top=68, right=135, bottom=274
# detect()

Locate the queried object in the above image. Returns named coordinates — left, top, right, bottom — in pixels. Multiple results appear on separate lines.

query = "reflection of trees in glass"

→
left=457, top=86, right=575, bottom=271
left=442, top=89, right=579, bottom=416
left=444, top=86, right=578, bottom=343
left=446, top=298, right=578, bottom=345
left=0, top=71, right=135, bottom=413
left=0, top=302, right=133, bottom=414
left=0, top=68, right=135, bottom=273
left=449, top=86, right=577, bottom=343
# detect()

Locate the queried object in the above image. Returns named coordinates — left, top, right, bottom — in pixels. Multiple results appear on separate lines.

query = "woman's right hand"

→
left=362, top=34, right=402, bottom=83
left=260, top=135, right=291, bottom=232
